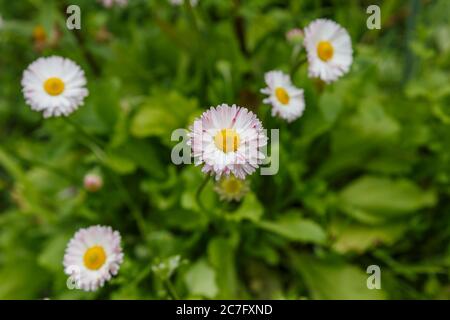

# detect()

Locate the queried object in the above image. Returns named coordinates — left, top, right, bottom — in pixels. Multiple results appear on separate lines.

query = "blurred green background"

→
left=0, top=0, right=449, bottom=299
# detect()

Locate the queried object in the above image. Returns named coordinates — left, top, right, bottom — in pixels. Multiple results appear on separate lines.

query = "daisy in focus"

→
left=188, top=104, right=267, bottom=180
left=304, top=19, right=353, bottom=83
left=98, top=0, right=128, bottom=8
left=21, top=56, right=88, bottom=118
left=261, top=70, right=305, bottom=123
left=63, top=225, right=123, bottom=292
left=214, top=175, right=250, bottom=202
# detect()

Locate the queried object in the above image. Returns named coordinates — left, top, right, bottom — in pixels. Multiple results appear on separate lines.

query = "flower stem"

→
left=62, top=117, right=147, bottom=238
left=184, top=0, right=200, bottom=35
left=164, top=278, right=180, bottom=300
left=62, top=117, right=105, bottom=147
left=195, top=175, right=211, bottom=214
left=110, top=173, right=147, bottom=238
left=290, top=57, right=307, bottom=79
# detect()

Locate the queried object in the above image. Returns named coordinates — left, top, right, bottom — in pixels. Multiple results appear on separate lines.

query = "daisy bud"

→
left=84, top=173, right=103, bottom=192
left=286, top=28, right=304, bottom=45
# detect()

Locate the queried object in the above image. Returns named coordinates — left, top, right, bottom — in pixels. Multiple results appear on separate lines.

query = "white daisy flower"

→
left=63, top=225, right=124, bottom=292
left=261, top=70, right=305, bottom=123
left=98, top=0, right=128, bottom=8
left=214, top=175, right=250, bottom=202
left=21, top=56, right=88, bottom=118
left=304, top=19, right=353, bottom=83
left=188, top=104, right=268, bottom=180
left=169, top=0, right=198, bottom=7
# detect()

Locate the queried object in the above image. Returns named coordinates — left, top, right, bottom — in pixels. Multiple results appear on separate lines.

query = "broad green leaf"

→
left=319, top=91, right=343, bottom=124
left=225, top=192, right=263, bottom=222
left=338, top=176, right=437, bottom=223
left=103, top=152, right=137, bottom=175
left=38, top=234, right=70, bottom=272
left=131, top=107, right=179, bottom=138
left=348, top=102, right=400, bottom=142
left=208, top=237, right=239, bottom=299
left=184, top=259, right=218, bottom=299
left=180, top=167, right=215, bottom=213
left=130, top=90, right=198, bottom=144
left=330, top=221, right=407, bottom=253
left=257, top=213, right=327, bottom=245
left=291, top=254, right=386, bottom=300
left=110, top=138, right=165, bottom=179
left=0, top=260, right=49, bottom=299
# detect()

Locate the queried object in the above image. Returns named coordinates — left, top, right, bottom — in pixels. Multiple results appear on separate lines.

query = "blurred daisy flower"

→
left=98, top=0, right=128, bottom=7
left=214, top=175, right=250, bottom=202
left=21, top=56, right=89, bottom=118
left=188, top=104, right=267, bottom=180
left=63, top=225, right=124, bottom=292
left=169, top=0, right=199, bottom=6
left=32, top=24, right=62, bottom=52
left=304, top=19, right=353, bottom=83
left=261, top=70, right=305, bottom=123
left=32, top=25, right=47, bottom=43
left=84, top=173, right=103, bottom=193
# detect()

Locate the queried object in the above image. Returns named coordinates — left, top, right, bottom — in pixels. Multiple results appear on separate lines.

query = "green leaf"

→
left=184, top=259, right=218, bottom=299
left=226, top=192, right=263, bottom=222
left=338, top=176, right=437, bottom=223
left=319, top=91, right=343, bottom=124
left=180, top=167, right=215, bottom=213
left=38, top=234, right=70, bottom=272
left=130, top=90, right=198, bottom=144
left=291, top=254, right=386, bottom=300
left=0, top=260, right=49, bottom=299
left=347, top=102, right=400, bottom=144
left=110, top=138, right=165, bottom=179
left=130, top=107, right=179, bottom=138
left=158, top=208, right=207, bottom=231
left=103, top=152, right=137, bottom=175
left=330, top=221, right=407, bottom=253
left=256, top=213, right=327, bottom=245
left=208, top=237, right=238, bottom=299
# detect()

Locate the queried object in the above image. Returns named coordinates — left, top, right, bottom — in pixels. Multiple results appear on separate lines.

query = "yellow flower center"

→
left=214, top=129, right=240, bottom=153
left=33, top=25, right=47, bottom=42
left=83, top=246, right=107, bottom=270
left=317, top=41, right=334, bottom=61
left=275, top=87, right=290, bottom=105
left=222, top=177, right=243, bottom=195
left=44, top=77, right=65, bottom=96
